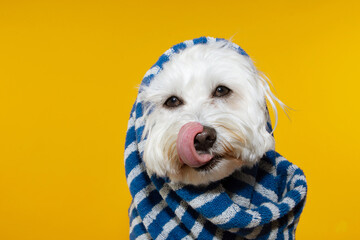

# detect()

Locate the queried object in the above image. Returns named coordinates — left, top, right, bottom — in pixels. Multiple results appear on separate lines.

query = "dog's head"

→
left=138, top=40, right=282, bottom=185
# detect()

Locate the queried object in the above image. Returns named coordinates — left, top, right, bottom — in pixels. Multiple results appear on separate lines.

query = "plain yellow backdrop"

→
left=1, top=0, right=359, bottom=239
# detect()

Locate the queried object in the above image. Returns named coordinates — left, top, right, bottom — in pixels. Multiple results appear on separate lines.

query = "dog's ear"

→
left=256, top=72, right=288, bottom=133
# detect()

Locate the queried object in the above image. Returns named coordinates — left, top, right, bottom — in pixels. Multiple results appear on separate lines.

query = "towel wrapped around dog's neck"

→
left=125, top=37, right=307, bottom=239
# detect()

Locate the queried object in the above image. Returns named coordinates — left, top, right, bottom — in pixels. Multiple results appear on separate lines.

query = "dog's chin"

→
left=168, top=155, right=247, bottom=186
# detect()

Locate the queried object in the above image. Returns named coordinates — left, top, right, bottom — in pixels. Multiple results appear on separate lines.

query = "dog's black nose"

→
left=194, top=126, right=217, bottom=152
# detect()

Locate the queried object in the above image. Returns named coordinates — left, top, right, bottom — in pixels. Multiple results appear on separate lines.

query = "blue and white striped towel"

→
left=125, top=37, right=307, bottom=240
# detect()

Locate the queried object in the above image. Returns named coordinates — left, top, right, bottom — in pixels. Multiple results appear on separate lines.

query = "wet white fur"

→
left=138, top=41, right=284, bottom=185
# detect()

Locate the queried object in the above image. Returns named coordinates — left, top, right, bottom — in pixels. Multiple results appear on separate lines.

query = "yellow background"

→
left=1, top=0, right=359, bottom=239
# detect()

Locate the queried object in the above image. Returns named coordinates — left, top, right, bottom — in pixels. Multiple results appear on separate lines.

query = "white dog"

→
left=138, top=40, right=284, bottom=186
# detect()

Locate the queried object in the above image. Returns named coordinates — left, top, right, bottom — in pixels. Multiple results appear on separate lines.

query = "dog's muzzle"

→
left=177, top=122, right=217, bottom=168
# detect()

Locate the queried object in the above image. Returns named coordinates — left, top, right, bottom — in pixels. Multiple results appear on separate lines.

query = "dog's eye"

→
left=213, top=86, right=231, bottom=97
left=164, top=96, right=183, bottom=108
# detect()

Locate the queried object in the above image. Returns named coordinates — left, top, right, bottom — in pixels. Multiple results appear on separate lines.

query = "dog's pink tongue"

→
left=177, top=122, right=213, bottom=168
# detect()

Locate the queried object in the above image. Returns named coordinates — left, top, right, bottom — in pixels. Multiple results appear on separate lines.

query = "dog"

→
left=138, top=40, right=284, bottom=186
left=126, top=38, right=307, bottom=239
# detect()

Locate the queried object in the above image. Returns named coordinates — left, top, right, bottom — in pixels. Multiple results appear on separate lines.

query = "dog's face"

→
left=139, top=42, right=277, bottom=185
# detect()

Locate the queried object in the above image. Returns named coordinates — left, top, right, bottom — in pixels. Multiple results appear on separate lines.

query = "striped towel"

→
left=125, top=37, right=307, bottom=240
